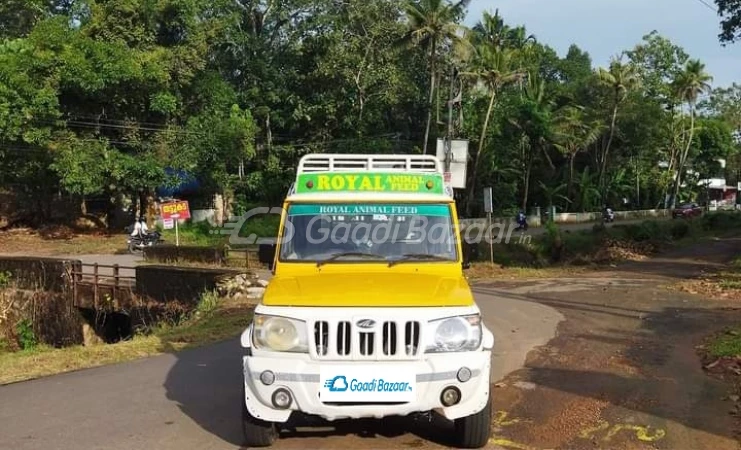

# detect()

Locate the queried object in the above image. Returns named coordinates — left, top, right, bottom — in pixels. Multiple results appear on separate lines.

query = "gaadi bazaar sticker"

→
left=296, top=172, right=444, bottom=195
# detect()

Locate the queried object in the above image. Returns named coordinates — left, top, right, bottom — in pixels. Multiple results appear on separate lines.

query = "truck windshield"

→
left=278, top=203, right=457, bottom=264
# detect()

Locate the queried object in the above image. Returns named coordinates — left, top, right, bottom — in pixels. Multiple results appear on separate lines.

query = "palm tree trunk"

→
left=567, top=152, right=576, bottom=210
left=465, top=89, right=497, bottom=216
left=600, top=102, right=619, bottom=204
left=670, top=106, right=696, bottom=209
left=422, top=38, right=436, bottom=155
left=522, top=145, right=532, bottom=211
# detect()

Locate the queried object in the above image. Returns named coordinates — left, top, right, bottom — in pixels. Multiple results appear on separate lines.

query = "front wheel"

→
left=453, top=394, right=492, bottom=448
left=242, top=398, right=278, bottom=447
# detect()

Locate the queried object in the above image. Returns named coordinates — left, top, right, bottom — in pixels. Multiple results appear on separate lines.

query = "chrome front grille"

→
left=312, top=319, right=422, bottom=360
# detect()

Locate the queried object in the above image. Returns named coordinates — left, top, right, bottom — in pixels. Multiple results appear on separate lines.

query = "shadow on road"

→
left=164, top=339, right=245, bottom=446
left=163, top=339, right=460, bottom=448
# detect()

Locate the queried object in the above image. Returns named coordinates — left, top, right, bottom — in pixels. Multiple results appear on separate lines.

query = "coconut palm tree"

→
left=596, top=57, right=639, bottom=203
left=471, top=9, right=535, bottom=50
left=507, top=72, right=553, bottom=212
left=461, top=45, right=525, bottom=214
left=402, top=0, right=471, bottom=155
left=668, top=59, right=713, bottom=208
left=552, top=105, right=604, bottom=206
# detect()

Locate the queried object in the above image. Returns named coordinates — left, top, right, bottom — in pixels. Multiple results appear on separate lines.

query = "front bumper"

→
left=242, top=351, right=491, bottom=423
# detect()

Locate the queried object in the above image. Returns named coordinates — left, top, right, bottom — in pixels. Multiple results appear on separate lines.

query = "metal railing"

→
left=69, top=263, right=136, bottom=308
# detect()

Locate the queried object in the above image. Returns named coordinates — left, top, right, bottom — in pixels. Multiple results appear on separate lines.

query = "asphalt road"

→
left=0, top=289, right=563, bottom=450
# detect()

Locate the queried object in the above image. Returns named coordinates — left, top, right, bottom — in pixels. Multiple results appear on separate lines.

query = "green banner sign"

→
left=295, top=172, right=444, bottom=195
left=288, top=204, right=450, bottom=216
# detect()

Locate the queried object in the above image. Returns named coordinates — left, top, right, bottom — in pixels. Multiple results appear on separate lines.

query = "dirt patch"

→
left=591, top=237, right=658, bottom=262
left=476, top=237, right=741, bottom=450
left=0, top=227, right=123, bottom=256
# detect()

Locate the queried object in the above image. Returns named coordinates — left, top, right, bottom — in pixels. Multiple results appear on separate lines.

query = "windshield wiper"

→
left=387, top=253, right=454, bottom=267
left=316, top=252, right=386, bottom=267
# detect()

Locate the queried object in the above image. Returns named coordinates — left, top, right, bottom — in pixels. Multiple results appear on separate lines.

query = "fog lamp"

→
left=272, top=388, right=292, bottom=409
left=440, top=386, right=461, bottom=407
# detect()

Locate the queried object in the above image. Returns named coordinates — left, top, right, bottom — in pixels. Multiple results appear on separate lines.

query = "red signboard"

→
left=160, top=200, right=191, bottom=220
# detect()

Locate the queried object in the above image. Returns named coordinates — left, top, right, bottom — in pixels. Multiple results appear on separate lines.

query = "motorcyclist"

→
left=130, top=216, right=148, bottom=238
left=603, top=205, right=614, bottom=222
left=516, top=210, right=528, bottom=231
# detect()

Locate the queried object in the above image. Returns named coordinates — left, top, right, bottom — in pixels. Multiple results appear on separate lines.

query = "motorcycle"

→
left=126, top=231, right=163, bottom=253
left=515, top=213, right=529, bottom=231
left=602, top=209, right=615, bottom=223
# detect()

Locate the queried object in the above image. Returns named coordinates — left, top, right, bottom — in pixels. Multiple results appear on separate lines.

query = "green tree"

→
left=508, top=72, right=553, bottom=211
left=669, top=59, right=713, bottom=208
left=715, top=0, right=741, bottom=44
left=552, top=105, right=603, bottom=206
left=596, top=57, right=640, bottom=203
left=462, top=45, right=524, bottom=215
left=402, top=0, right=470, bottom=154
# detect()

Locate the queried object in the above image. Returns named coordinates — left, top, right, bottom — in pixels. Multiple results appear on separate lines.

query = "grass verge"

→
left=470, top=211, right=741, bottom=269
left=708, top=326, right=741, bottom=358
left=0, top=293, right=255, bottom=385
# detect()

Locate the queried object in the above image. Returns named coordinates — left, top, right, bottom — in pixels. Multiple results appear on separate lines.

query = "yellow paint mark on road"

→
left=489, top=410, right=666, bottom=449
left=489, top=438, right=538, bottom=450
left=579, top=420, right=666, bottom=443
left=578, top=420, right=610, bottom=439
left=634, top=425, right=666, bottom=442
left=493, top=410, right=521, bottom=427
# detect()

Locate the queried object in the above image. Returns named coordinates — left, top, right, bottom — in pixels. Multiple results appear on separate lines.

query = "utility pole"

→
left=444, top=65, right=456, bottom=174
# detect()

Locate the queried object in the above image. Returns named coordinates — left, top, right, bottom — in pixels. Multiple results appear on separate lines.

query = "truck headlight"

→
left=425, top=314, right=482, bottom=353
left=252, top=314, right=308, bottom=353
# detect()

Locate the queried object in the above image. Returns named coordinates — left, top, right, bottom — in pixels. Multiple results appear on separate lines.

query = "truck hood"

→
left=262, top=272, right=474, bottom=307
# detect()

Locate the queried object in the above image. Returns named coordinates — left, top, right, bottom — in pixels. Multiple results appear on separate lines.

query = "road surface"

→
left=2, top=238, right=741, bottom=449
left=0, top=288, right=563, bottom=450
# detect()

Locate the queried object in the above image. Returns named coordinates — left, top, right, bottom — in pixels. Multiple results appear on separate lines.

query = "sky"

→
left=464, top=0, right=741, bottom=88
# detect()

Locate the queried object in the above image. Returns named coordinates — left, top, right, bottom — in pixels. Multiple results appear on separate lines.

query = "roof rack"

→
left=297, top=154, right=442, bottom=174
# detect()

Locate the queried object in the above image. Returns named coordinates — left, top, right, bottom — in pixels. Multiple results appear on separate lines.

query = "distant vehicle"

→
left=126, top=231, right=163, bottom=253
left=603, top=207, right=615, bottom=223
left=672, top=202, right=703, bottom=219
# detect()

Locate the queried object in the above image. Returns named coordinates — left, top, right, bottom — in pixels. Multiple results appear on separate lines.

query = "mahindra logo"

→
left=356, top=319, right=376, bottom=329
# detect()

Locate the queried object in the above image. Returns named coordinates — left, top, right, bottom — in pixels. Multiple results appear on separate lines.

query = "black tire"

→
left=453, top=394, right=492, bottom=449
left=242, top=397, right=278, bottom=447
left=127, top=243, right=141, bottom=254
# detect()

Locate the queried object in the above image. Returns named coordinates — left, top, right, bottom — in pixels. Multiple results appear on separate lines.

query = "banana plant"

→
left=537, top=180, right=571, bottom=214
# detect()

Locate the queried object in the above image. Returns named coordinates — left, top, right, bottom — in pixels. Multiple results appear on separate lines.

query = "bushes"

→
left=670, top=220, right=691, bottom=240
left=135, top=265, right=249, bottom=304
left=143, top=245, right=228, bottom=265
left=158, top=216, right=280, bottom=248
left=619, top=220, right=663, bottom=242
left=238, top=214, right=280, bottom=240
left=700, top=211, right=741, bottom=231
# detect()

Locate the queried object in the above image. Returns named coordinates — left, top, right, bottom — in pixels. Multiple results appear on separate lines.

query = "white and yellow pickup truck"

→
left=240, top=154, right=494, bottom=448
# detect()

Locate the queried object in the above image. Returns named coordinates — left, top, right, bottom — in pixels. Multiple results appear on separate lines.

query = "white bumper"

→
left=242, top=350, right=491, bottom=423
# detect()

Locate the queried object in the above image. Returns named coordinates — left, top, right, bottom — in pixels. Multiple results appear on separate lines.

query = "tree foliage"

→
left=0, top=0, right=739, bottom=227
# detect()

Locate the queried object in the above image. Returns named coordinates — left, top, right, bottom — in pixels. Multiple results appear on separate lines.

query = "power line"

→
left=693, top=0, right=717, bottom=12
